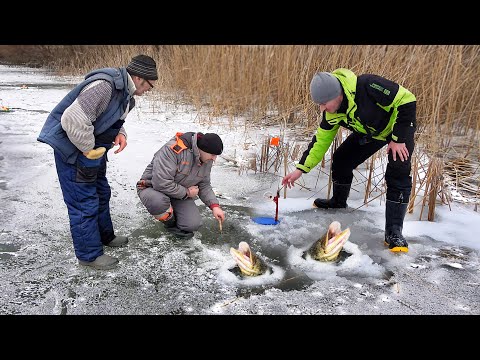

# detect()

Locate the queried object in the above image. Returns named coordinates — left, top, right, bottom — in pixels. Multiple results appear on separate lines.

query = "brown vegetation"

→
left=1, top=45, right=478, bottom=214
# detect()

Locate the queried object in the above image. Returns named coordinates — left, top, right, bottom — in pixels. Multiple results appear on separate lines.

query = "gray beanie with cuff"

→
left=126, top=54, right=158, bottom=80
left=310, top=72, right=342, bottom=104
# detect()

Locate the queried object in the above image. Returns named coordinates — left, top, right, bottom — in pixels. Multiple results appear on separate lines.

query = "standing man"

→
left=282, top=69, right=416, bottom=253
left=137, top=132, right=226, bottom=239
left=38, top=54, right=158, bottom=269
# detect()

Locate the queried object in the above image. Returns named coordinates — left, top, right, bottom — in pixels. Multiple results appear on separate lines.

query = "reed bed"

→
left=1, top=45, right=478, bottom=215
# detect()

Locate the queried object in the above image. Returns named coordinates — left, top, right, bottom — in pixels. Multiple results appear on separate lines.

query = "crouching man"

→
left=137, top=132, right=225, bottom=238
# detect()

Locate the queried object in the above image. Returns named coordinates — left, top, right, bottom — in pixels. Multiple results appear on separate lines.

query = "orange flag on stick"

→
left=270, top=137, right=280, bottom=146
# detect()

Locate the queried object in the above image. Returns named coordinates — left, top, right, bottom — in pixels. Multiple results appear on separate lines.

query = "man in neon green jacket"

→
left=282, top=69, right=416, bottom=253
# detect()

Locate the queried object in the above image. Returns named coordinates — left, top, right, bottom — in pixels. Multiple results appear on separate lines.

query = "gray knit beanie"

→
left=126, top=54, right=158, bottom=80
left=310, top=72, right=342, bottom=104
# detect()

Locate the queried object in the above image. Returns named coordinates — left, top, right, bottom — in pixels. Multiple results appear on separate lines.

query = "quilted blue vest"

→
left=37, top=67, right=131, bottom=164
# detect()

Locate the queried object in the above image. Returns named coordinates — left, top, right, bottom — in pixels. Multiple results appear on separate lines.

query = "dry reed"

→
left=1, top=45, right=478, bottom=215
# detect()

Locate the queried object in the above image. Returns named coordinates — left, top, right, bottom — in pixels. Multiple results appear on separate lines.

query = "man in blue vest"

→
left=38, top=54, right=158, bottom=270
left=282, top=69, right=416, bottom=253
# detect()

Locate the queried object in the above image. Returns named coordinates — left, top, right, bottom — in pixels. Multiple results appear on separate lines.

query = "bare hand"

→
left=282, top=169, right=303, bottom=189
left=212, top=206, right=225, bottom=222
left=187, top=185, right=199, bottom=198
left=387, top=141, right=409, bottom=162
left=113, top=134, right=127, bottom=154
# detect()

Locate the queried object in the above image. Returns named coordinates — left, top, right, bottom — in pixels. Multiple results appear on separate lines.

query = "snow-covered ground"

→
left=1, top=64, right=479, bottom=315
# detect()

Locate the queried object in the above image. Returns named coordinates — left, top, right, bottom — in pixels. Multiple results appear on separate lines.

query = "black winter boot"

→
left=162, top=212, right=177, bottom=229
left=158, top=211, right=194, bottom=239
left=385, top=199, right=409, bottom=252
left=313, top=182, right=351, bottom=209
left=165, top=226, right=194, bottom=239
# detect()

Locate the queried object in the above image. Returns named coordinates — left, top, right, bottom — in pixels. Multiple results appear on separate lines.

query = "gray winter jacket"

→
left=140, top=132, right=219, bottom=208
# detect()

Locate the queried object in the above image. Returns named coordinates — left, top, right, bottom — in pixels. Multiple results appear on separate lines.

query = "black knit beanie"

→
left=126, top=54, right=158, bottom=80
left=197, top=133, right=223, bottom=155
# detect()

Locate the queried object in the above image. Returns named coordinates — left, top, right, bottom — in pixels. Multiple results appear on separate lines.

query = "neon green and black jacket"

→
left=296, top=68, right=416, bottom=173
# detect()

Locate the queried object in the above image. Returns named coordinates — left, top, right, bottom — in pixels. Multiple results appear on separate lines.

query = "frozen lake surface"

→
left=1, top=64, right=479, bottom=315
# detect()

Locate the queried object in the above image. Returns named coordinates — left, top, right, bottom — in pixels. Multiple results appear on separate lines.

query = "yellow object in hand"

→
left=84, top=147, right=106, bottom=160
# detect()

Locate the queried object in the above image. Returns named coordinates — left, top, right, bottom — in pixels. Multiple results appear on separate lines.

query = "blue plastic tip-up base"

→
left=252, top=217, right=280, bottom=225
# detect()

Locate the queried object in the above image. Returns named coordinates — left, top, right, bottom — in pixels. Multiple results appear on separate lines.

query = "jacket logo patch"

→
left=181, top=161, right=190, bottom=165
left=370, top=83, right=390, bottom=95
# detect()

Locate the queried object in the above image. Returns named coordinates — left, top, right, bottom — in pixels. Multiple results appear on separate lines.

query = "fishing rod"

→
left=259, top=183, right=284, bottom=223
left=253, top=182, right=283, bottom=225
left=273, top=184, right=284, bottom=223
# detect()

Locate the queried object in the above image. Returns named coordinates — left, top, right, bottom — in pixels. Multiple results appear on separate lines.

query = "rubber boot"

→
left=161, top=212, right=194, bottom=238
left=156, top=207, right=193, bottom=239
left=313, top=182, right=351, bottom=209
left=162, top=212, right=177, bottom=229
left=165, top=226, right=194, bottom=239
left=155, top=206, right=176, bottom=228
left=384, top=199, right=409, bottom=252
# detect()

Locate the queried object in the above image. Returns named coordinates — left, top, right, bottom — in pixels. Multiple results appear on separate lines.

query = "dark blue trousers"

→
left=54, top=150, right=115, bottom=262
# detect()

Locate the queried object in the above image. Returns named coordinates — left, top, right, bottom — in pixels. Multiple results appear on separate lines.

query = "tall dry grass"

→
left=3, top=45, right=477, bottom=133
left=1, top=45, right=478, bottom=210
